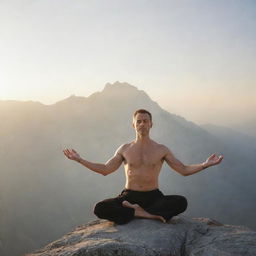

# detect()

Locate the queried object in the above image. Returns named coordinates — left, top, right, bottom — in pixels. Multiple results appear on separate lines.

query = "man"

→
left=63, top=109, right=223, bottom=224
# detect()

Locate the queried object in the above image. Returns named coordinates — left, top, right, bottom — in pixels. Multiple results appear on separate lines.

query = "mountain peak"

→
left=103, top=81, right=138, bottom=92
left=54, top=94, right=87, bottom=106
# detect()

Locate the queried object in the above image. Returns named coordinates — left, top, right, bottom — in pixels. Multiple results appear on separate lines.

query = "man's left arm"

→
left=163, top=146, right=224, bottom=176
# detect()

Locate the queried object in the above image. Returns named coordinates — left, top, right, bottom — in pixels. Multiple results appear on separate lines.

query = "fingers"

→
left=209, top=153, right=216, bottom=159
left=63, top=149, right=70, bottom=159
left=63, top=148, right=73, bottom=154
left=63, top=148, right=77, bottom=153
left=210, top=153, right=223, bottom=159
left=208, top=153, right=224, bottom=165
left=218, top=155, right=224, bottom=162
left=62, top=148, right=80, bottom=161
left=214, top=154, right=224, bottom=164
left=63, top=149, right=70, bottom=154
left=63, top=148, right=73, bottom=159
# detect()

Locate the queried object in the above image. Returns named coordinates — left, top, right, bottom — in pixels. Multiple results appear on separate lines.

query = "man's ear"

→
left=150, top=122, right=153, bottom=128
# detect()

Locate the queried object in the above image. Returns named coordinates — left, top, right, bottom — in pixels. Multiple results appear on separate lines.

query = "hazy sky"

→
left=1, top=0, right=255, bottom=126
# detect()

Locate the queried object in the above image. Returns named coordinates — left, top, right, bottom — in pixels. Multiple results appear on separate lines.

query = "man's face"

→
left=132, top=113, right=152, bottom=135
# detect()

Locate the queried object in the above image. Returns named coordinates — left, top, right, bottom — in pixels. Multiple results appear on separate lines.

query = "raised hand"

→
left=205, top=154, right=224, bottom=167
left=63, top=148, right=81, bottom=161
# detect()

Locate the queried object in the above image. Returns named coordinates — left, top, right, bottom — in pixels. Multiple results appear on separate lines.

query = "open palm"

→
left=205, top=154, right=223, bottom=167
left=63, top=149, right=81, bottom=161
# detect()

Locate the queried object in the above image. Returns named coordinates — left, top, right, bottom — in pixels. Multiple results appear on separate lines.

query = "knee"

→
left=179, top=196, right=188, bottom=212
left=93, top=201, right=107, bottom=218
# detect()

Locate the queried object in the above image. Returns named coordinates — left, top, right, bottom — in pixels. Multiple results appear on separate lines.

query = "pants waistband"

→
left=121, top=188, right=161, bottom=194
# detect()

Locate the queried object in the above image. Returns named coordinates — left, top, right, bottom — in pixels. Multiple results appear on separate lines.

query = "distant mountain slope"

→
left=233, top=119, right=256, bottom=137
left=0, top=81, right=255, bottom=256
left=201, top=123, right=256, bottom=154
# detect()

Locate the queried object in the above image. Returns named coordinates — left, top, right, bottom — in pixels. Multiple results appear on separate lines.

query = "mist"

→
left=0, top=82, right=256, bottom=256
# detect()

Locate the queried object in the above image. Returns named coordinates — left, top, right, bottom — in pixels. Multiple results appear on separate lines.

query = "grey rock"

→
left=26, top=216, right=256, bottom=256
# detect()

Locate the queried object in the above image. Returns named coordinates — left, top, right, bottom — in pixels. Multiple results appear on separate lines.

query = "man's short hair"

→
left=133, top=109, right=152, bottom=122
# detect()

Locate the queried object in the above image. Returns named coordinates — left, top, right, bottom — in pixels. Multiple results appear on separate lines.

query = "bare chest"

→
left=123, top=146, right=164, bottom=168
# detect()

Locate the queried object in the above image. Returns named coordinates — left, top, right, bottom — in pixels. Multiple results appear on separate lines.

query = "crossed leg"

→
left=122, top=200, right=166, bottom=223
left=94, top=193, right=187, bottom=225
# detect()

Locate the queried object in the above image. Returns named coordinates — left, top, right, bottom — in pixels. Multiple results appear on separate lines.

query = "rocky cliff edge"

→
left=26, top=216, right=256, bottom=256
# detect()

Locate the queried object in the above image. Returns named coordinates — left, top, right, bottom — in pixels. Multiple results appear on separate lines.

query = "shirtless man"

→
left=63, top=109, right=223, bottom=224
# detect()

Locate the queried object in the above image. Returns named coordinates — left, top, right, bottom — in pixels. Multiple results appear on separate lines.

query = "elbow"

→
left=172, top=167, right=188, bottom=176
left=182, top=165, right=188, bottom=176
left=101, top=166, right=112, bottom=176
left=182, top=172, right=188, bottom=177
left=100, top=165, right=110, bottom=176
left=99, top=163, right=109, bottom=176
left=101, top=169, right=109, bottom=176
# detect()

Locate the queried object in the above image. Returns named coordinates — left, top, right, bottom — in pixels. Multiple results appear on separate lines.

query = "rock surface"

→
left=26, top=216, right=256, bottom=256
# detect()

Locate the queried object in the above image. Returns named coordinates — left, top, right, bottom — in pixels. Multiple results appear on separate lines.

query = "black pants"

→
left=93, top=189, right=188, bottom=225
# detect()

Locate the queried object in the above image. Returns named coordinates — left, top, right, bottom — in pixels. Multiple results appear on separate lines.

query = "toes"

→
left=122, top=201, right=129, bottom=207
left=122, top=201, right=135, bottom=208
left=161, top=217, right=166, bottom=223
left=156, top=216, right=166, bottom=223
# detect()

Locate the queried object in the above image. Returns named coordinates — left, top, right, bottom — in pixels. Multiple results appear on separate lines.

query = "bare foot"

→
left=122, top=200, right=166, bottom=223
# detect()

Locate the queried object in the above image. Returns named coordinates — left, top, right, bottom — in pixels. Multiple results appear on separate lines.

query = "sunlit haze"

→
left=1, top=0, right=255, bottom=126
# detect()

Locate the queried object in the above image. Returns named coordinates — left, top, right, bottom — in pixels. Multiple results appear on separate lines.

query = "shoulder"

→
left=149, top=140, right=171, bottom=156
left=114, top=143, right=131, bottom=161
left=154, top=142, right=169, bottom=151
left=156, top=143, right=172, bottom=157
left=115, top=142, right=131, bottom=154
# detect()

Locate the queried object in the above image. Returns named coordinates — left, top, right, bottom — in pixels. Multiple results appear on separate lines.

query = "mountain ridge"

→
left=1, top=81, right=255, bottom=256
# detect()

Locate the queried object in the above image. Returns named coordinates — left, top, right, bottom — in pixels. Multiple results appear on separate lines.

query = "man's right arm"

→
left=63, top=145, right=126, bottom=176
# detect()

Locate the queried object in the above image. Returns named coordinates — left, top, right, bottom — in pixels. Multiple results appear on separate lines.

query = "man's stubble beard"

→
left=136, top=129, right=150, bottom=137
